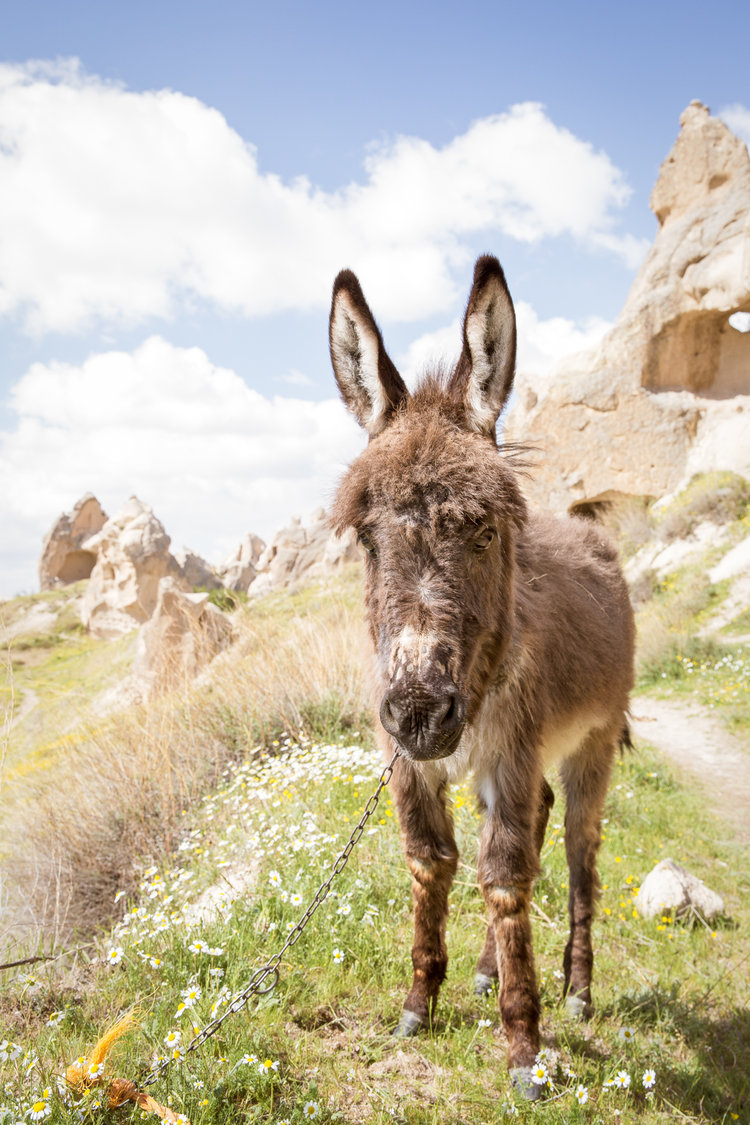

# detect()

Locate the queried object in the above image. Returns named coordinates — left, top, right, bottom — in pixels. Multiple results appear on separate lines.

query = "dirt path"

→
left=631, top=694, right=750, bottom=844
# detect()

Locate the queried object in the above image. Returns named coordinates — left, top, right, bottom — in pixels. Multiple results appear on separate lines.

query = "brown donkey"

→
left=329, top=255, right=634, bottom=1098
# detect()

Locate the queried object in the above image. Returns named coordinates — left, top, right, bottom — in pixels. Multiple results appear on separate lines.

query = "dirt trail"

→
left=631, top=695, right=750, bottom=844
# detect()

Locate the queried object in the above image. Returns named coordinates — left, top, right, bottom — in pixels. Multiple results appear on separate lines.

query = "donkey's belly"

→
left=539, top=710, right=608, bottom=767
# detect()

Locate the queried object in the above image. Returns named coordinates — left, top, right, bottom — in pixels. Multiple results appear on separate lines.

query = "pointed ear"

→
left=329, top=269, right=408, bottom=436
left=455, top=255, right=517, bottom=436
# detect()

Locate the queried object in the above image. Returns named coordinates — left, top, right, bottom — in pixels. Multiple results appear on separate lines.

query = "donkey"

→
left=328, top=255, right=634, bottom=1098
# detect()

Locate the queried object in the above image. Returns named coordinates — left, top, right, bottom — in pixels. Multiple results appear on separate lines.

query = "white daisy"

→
left=531, top=1062, right=548, bottom=1085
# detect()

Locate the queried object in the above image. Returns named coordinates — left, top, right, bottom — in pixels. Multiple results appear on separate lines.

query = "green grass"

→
left=639, top=642, right=750, bottom=737
left=1, top=734, right=747, bottom=1124
left=721, top=608, right=750, bottom=637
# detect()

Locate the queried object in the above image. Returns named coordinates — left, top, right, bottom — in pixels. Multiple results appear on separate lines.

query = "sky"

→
left=1, top=0, right=748, bottom=597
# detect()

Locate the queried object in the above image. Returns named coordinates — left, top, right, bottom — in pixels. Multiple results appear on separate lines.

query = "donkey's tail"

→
left=619, top=720, right=634, bottom=754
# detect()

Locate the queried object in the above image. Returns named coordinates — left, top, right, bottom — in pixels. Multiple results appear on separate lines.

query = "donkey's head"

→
left=330, top=256, right=527, bottom=761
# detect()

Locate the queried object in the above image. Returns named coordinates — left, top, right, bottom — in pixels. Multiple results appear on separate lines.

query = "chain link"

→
left=141, top=747, right=399, bottom=1089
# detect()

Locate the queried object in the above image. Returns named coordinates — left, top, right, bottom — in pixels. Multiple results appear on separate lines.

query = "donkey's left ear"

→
left=457, top=255, right=517, bottom=437
left=329, top=269, right=408, bottom=437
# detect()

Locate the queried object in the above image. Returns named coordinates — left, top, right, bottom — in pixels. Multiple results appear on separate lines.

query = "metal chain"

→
left=140, top=747, right=399, bottom=1089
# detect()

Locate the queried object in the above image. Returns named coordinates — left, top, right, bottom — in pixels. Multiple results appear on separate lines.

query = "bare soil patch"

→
left=631, top=694, right=750, bottom=843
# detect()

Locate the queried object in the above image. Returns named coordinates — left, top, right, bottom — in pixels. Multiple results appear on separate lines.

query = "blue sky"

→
left=1, top=0, right=748, bottom=596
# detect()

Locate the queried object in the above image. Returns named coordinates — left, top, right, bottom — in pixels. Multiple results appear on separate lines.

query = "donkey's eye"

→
left=358, top=532, right=377, bottom=556
left=473, top=527, right=495, bottom=552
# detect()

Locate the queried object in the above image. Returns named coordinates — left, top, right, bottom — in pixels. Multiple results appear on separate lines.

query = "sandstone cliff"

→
left=38, top=493, right=107, bottom=590
left=505, top=101, right=750, bottom=514
left=80, top=496, right=188, bottom=638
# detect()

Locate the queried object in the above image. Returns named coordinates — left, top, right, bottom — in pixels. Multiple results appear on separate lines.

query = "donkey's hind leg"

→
left=559, top=729, right=617, bottom=1018
left=474, top=779, right=554, bottom=996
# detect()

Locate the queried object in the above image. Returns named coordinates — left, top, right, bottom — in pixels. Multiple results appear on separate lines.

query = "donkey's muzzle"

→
left=379, top=682, right=466, bottom=761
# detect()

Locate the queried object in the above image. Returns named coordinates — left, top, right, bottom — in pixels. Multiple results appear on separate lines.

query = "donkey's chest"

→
left=422, top=687, right=605, bottom=796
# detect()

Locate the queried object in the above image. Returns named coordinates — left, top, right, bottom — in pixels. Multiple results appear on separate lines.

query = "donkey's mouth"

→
left=379, top=687, right=467, bottom=761
left=398, top=724, right=466, bottom=762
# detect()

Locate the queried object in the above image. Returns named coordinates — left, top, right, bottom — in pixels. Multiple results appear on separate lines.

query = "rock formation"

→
left=505, top=101, right=750, bottom=514
left=38, top=493, right=107, bottom=590
left=174, top=547, right=223, bottom=591
left=81, top=497, right=187, bottom=638
left=249, top=509, right=359, bottom=598
left=216, top=533, right=266, bottom=592
left=134, top=577, right=235, bottom=696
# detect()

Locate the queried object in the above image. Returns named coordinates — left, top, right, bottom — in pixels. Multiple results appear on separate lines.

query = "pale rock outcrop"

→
left=216, top=533, right=266, bottom=592
left=624, top=519, right=731, bottom=586
left=38, top=493, right=107, bottom=590
left=249, top=509, right=358, bottom=597
left=705, top=532, right=750, bottom=633
left=134, top=576, right=235, bottom=696
left=636, top=858, right=726, bottom=922
left=81, top=497, right=188, bottom=638
left=505, top=102, right=750, bottom=514
left=174, top=547, right=222, bottom=591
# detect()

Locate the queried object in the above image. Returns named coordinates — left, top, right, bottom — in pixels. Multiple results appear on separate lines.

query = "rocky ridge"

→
left=32, top=493, right=359, bottom=697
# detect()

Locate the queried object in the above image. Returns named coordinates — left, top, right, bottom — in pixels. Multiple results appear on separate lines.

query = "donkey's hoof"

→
left=473, top=972, right=497, bottom=996
left=509, top=1067, right=545, bottom=1102
left=392, top=1010, right=425, bottom=1038
left=564, top=994, right=590, bottom=1020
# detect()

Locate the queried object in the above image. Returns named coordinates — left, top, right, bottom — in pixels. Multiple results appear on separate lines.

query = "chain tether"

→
left=140, top=747, right=399, bottom=1089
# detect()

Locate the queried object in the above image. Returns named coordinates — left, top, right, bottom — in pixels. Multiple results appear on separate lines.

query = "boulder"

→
left=249, top=510, right=359, bottom=597
left=504, top=102, right=750, bottom=515
left=134, top=576, right=235, bottom=696
left=38, top=493, right=107, bottom=590
left=174, top=547, right=222, bottom=591
left=216, top=533, right=266, bottom=592
left=635, top=858, right=726, bottom=922
left=80, top=497, right=187, bottom=638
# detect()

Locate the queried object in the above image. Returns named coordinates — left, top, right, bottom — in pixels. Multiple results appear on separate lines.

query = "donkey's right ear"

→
left=329, top=270, right=408, bottom=437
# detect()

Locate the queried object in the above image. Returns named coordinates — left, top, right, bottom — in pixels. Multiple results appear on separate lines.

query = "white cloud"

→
left=400, top=303, right=611, bottom=384
left=0, top=336, right=364, bottom=596
left=514, top=301, right=611, bottom=374
left=0, top=60, right=642, bottom=334
left=275, top=369, right=316, bottom=388
left=0, top=297, right=614, bottom=595
left=719, top=103, right=750, bottom=147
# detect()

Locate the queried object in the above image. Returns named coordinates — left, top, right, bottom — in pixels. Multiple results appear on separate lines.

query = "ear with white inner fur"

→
left=458, top=255, right=517, bottom=437
left=329, top=269, right=408, bottom=436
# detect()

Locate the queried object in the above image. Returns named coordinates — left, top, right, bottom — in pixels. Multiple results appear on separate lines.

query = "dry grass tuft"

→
left=0, top=568, right=372, bottom=955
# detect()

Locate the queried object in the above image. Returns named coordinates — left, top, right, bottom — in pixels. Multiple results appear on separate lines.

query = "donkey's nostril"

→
left=435, top=691, right=465, bottom=733
left=380, top=693, right=406, bottom=738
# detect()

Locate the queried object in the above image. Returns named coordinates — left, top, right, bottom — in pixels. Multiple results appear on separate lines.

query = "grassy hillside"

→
left=1, top=474, right=749, bottom=1122
left=1, top=732, right=747, bottom=1123
left=0, top=568, right=371, bottom=946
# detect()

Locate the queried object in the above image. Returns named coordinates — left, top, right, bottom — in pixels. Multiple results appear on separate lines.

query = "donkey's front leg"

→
left=478, top=773, right=543, bottom=1098
left=391, top=756, right=458, bottom=1035
left=475, top=778, right=554, bottom=996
